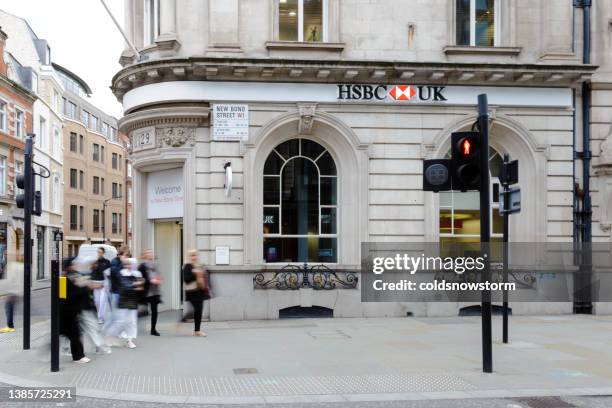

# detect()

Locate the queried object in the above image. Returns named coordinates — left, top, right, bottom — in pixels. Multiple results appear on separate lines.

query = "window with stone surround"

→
left=455, top=0, right=499, bottom=47
left=279, top=0, right=325, bottom=42
left=263, top=138, right=337, bottom=263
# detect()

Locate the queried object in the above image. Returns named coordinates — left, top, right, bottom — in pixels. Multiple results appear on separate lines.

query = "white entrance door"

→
left=154, top=221, right=182, bottom=311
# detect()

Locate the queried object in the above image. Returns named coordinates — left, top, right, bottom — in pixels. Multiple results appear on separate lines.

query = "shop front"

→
left=119, top=78, right=578, bottom=320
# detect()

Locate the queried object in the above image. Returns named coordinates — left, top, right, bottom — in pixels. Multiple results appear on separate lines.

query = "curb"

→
left=0, top=371, right=611, bottom=404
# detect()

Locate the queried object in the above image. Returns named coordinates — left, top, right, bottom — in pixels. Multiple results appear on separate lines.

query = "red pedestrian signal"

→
left=451, top=132, right=481, bottom=191
left=461, top=139, right=472, bottom=156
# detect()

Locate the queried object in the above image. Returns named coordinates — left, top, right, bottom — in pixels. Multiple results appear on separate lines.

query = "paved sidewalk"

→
left=0, top=313, right=611, bottom=404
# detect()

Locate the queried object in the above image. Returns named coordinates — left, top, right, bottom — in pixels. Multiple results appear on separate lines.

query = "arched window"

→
left=439, top=147, right=504, bottom=258
left=263, top=139, right=337, bottom=263
left=52, top=174, right=61, bottom=213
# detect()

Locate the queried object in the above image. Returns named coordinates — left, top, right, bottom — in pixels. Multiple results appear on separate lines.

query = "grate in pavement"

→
left=513, top=397, right=576, bottom=408
left=70, top=371, right=475, bottom=397
left=233, top=368, right=258, bottom=375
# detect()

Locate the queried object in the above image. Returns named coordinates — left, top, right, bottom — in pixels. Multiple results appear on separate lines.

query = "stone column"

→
left=539, top=0, right=576, bottom=61
left=159, top=0, right=176, bottom=35
left=119, top=0, right=137, bottom=66
left=155, top=0, right=181, bottom=51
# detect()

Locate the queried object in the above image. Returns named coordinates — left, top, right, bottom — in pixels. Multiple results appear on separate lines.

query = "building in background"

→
left=0, top=9, right=64, bottom=282
left=0, top=27, right=34, bottom=289
left=56, top=63, right=126, bottom=256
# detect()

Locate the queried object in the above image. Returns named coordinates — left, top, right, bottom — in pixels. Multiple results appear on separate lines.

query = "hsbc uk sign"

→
left=337, top=84, right=447, bottom=102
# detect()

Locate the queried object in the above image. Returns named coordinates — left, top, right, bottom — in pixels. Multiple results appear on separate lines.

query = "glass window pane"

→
left=316, top=152, right=336, bottom=175
left=281, top=158, right=319, bottom=235
left=493, top=208, right=503, bottom=234
left=276, top=139, right=299, bottom=160
left=301, top=139, right=325, bottom=160
left=279, top=0, right=298, bottom=41
left=440, top=192, right=453, bottom=207
left=263, top=207, right=279, bottom=234
left=453, top=191, right=479, bottom=210
left=489, top=151, right=503, bottom=179
left=475, top=0, right=495, bottom=46
left=453, top=210, right=480, bottom=235
left=456, top=0, right=471, bottom=45
left=318, top=238, right=337, bottom=262
left=264, top=151, right=284, bottom=175
left=264, top=176, right=280, bottom=205
left=320, top=177, right=336, bottom=206
left=440, top=209, right=453, bottom=234
left=321, top=207, right=336, bottom=234
left=303, top=0, right=323, bottom=42
left=263, top=237, right=337, bottom=263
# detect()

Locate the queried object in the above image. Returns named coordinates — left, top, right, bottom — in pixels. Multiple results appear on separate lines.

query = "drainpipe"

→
left=574, top=0, right=592, bottom=314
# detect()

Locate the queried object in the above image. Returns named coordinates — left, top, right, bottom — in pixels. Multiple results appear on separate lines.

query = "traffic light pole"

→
left=477, top=94, right=493, bottom=373
left=502, top=154, right=510, bottom=344
left=23, top=135, right=33, bottom=350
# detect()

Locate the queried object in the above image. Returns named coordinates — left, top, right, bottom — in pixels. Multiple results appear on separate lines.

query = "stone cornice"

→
left=112, top=57, right=598, bottom=100
left=118, top=106, right=210, bottom=134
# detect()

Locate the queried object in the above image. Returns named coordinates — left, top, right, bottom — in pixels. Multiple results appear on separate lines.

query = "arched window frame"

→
left=263, top=138, right=337, bottom=263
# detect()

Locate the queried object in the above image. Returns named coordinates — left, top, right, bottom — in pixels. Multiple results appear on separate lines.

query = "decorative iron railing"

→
left=253, top=263, right=358, bottom=290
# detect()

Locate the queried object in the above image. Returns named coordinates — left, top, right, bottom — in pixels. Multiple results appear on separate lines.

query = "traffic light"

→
left=16, top=174, right=27, bottom=209
left=33, top=191, right=42, bottom=216
left=451, top=131, right=481, bottom=191
left=423, top=159, right=452, bottom=192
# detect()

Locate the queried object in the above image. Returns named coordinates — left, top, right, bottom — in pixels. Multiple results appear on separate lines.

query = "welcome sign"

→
left=147, top=168, right=184, bottom=219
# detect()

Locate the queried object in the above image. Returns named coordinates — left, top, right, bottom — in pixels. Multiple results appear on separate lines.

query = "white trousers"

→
left=93, top=285, right=110, bottom=322
left=79, top=309, right=105, bottom=348
left=105, top=308, right=138, bottom=340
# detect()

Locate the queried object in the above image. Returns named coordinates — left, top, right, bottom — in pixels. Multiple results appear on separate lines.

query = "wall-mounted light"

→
left=224, top=162, right=232, bottom=197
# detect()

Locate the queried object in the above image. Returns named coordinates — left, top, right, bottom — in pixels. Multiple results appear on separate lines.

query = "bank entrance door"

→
left=154, top=220, right=182, bottom=311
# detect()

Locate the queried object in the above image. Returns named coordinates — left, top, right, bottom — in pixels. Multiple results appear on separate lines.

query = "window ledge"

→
left=443, top=46, right=522, bottom=56
left=265, top=41, right=345, bottom=52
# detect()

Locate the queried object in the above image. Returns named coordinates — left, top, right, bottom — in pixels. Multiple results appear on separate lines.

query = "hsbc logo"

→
left=337, top=84, right=447, bottom=102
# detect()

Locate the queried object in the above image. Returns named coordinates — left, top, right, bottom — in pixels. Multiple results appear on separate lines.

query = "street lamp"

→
left=102, top=195, right=122, bottom=243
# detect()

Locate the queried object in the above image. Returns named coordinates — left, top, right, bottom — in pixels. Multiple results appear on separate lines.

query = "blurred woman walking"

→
left=105, top=258, right=144, bottom=348
left=139, top=249, right=162, bottom=336
left=182, top=250, right=210, bottom=337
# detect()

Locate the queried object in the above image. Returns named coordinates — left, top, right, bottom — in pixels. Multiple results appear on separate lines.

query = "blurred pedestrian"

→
left=182, top=250, right=210, bottom=337
left=139, top=249, right=162, bottom=336
left=105, top=258, right=143, bottom=348
left=61, top=257, right=90, bottom=363
left=71, top=257, right=111, bottom=355
left=0, top=293, right=17, bottom=333
left=91, top=247, right=111, bottom=323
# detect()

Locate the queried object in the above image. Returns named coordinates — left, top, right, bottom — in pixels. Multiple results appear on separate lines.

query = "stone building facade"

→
left=113, top=0, right=610, bottom=319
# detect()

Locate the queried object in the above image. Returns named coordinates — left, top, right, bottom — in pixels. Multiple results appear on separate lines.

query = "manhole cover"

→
left=513, top=397, right=576, bottom=408
left=233, top=368, right=258, bottom=375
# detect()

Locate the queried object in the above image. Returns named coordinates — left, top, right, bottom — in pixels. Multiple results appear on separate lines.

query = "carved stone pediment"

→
left=156, top=127, right=195, bottom=148
left=298, top=103, right=317, bottom=135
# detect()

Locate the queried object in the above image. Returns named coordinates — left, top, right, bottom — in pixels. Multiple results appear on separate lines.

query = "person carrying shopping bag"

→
left=182, top=250, right=211, bottom=337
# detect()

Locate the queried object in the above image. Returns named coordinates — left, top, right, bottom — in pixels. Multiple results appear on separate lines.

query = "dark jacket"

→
left=91, top=257, right=111, bottom=281
left=109, top=257, right=123, bottom=294
left=118, top=273, right=142, bottom=310
left=182, top=263, right=209, bottom=302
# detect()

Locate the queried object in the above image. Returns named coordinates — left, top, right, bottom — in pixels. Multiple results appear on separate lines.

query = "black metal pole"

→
left=502, top=154, right=510, bottom=344
left=23, top=135, right=33, bottom=350
left=50, top=259, right=59, bottom=372
left=478, top=94, right=492, bottom=373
